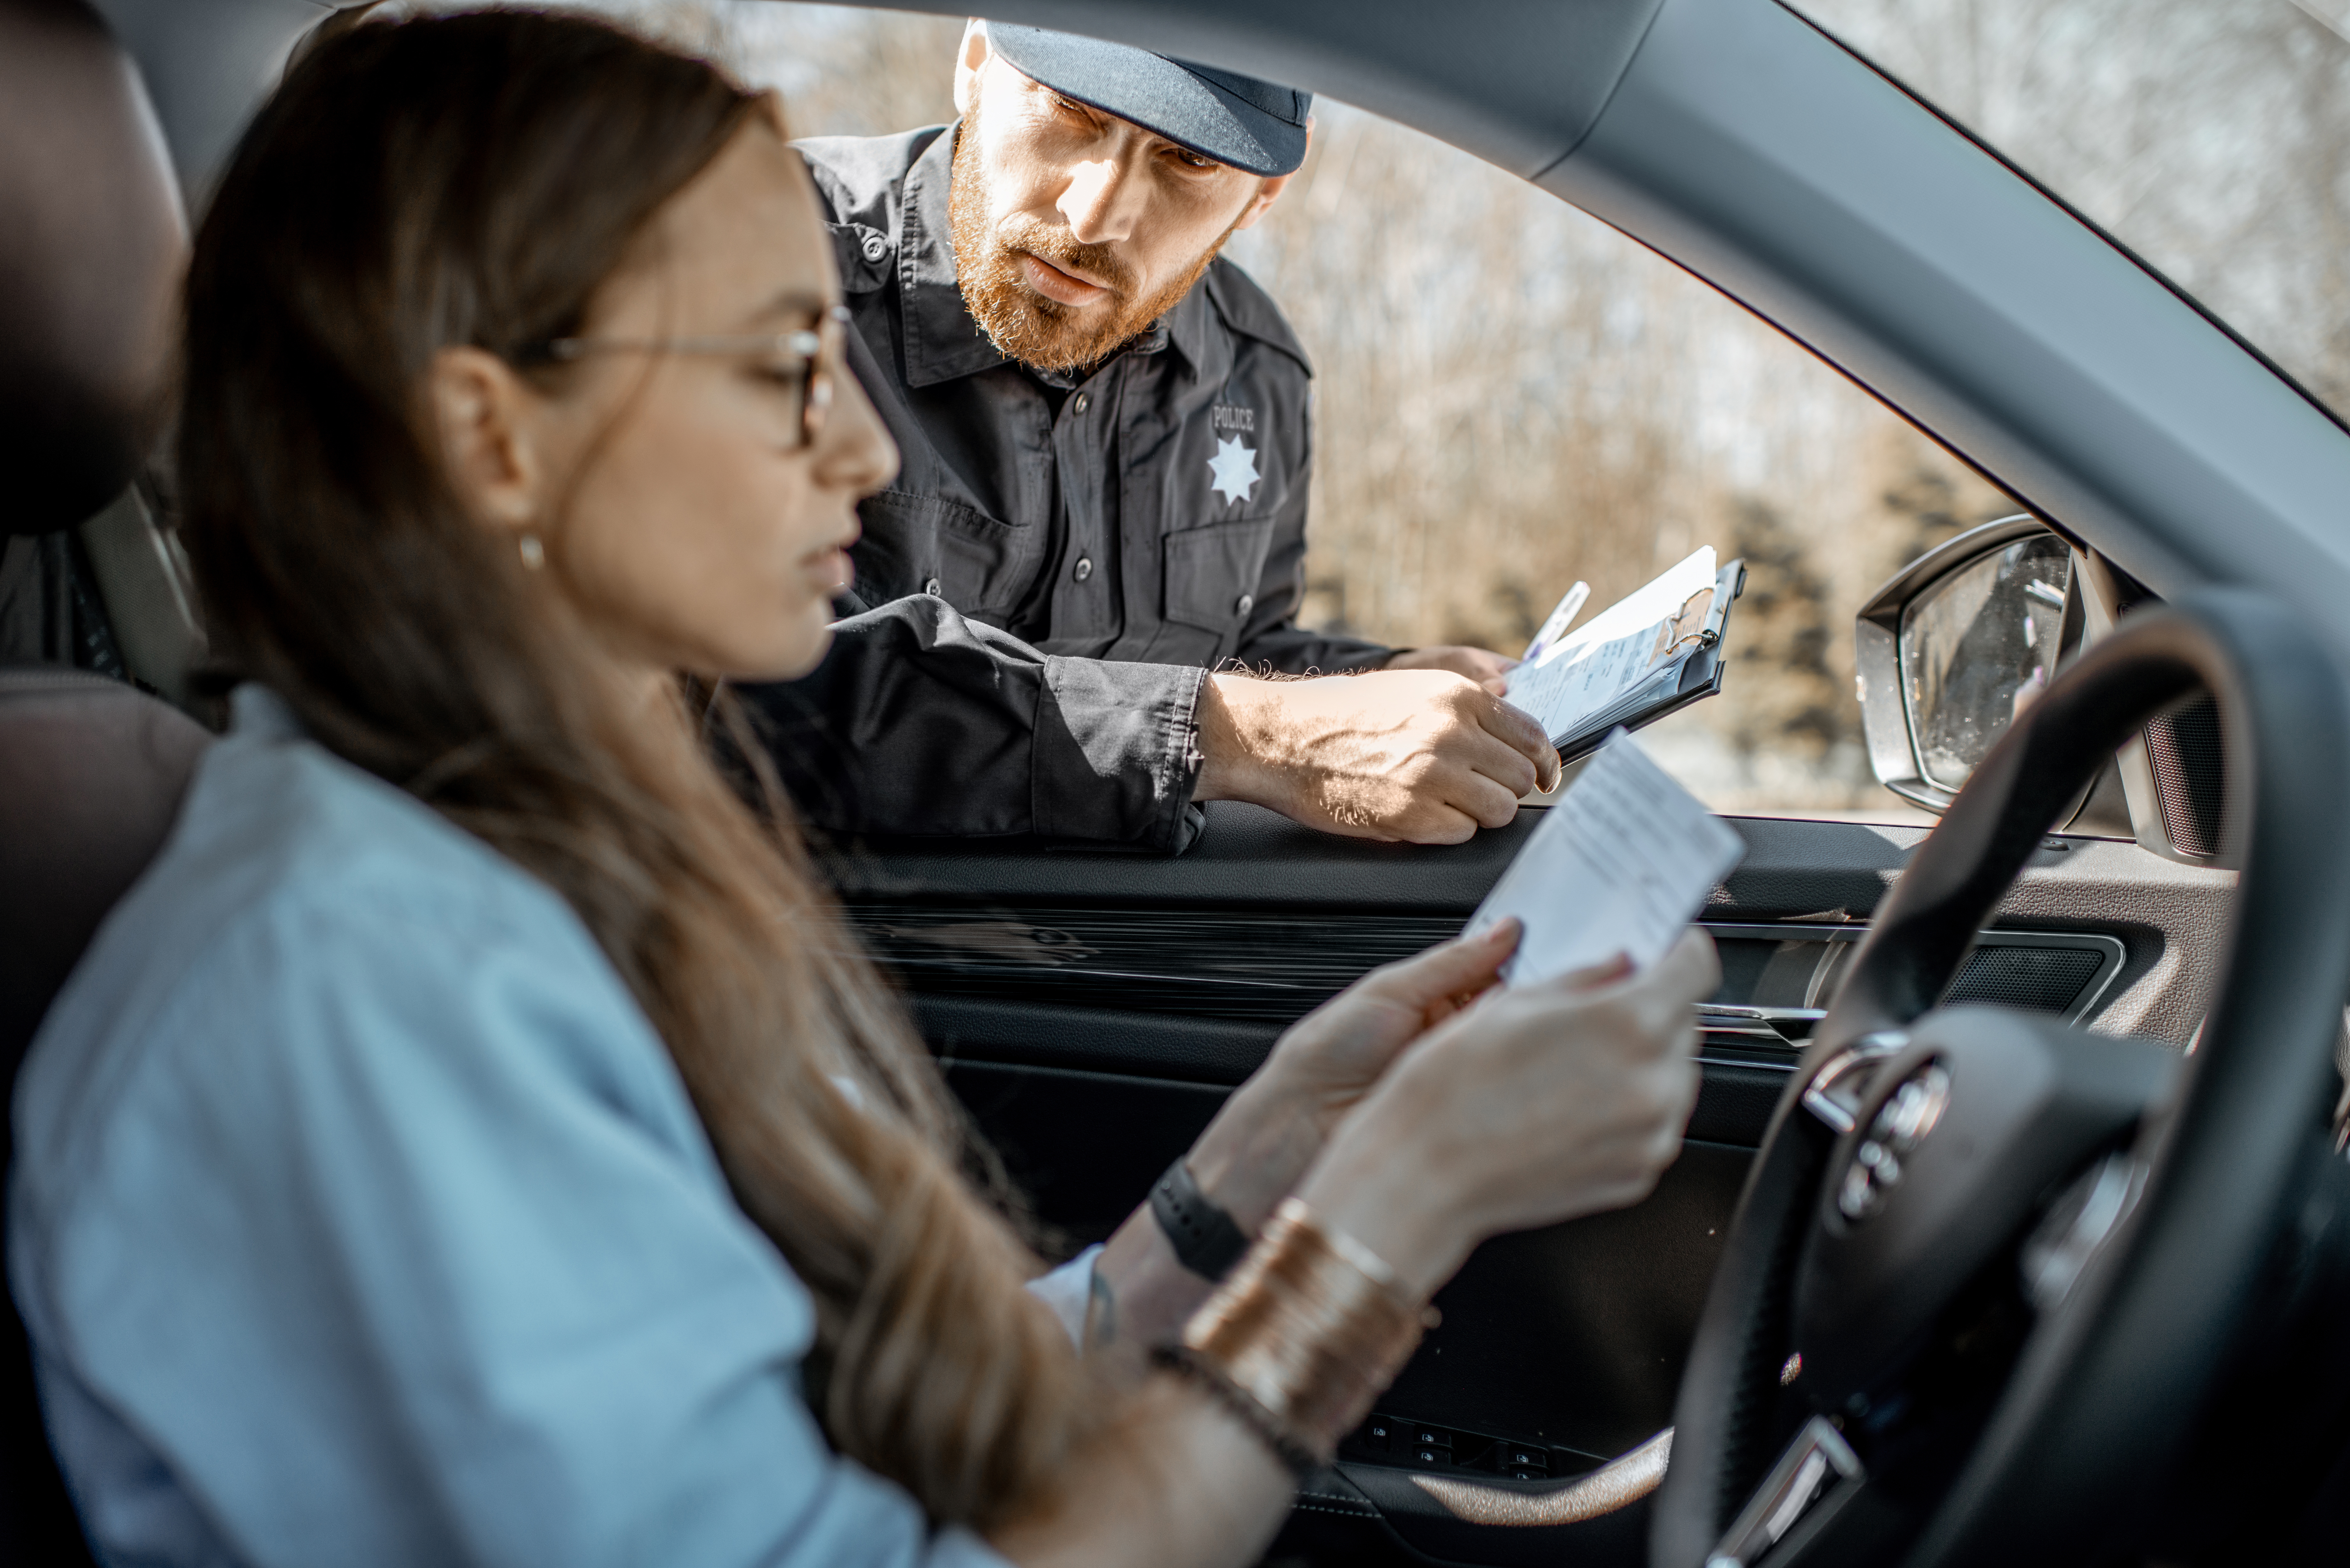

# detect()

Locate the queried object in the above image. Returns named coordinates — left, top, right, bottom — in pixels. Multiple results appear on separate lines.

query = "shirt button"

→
left=1073, top=556, right=1094, bottom=582
left=1072, top=392, right=1090, bottom=415
left=1235, top=593, right=1255, bottom=617
left=861, top=233, right=888, bottom=262
left=923, top=577, right=942, bottom=596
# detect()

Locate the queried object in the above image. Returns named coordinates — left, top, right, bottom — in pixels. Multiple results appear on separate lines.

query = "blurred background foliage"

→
left=575, top=0, right=2350, bottom=819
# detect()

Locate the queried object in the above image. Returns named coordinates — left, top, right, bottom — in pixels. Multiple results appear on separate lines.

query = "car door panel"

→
left=823, top=801, right=2232, bottom=1564
left=941, top=1060, right=1225, bottom=1244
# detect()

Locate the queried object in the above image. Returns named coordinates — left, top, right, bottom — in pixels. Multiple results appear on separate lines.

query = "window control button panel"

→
left=1338, top=1410, right=1577, bottom=1482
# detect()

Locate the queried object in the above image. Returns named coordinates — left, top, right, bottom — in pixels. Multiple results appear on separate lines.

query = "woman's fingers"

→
left=1560, top=951, right=1634, bottom=990
left=1551, top=928, right=1716, bottom=1006
left=1407, top=929, right=1715, bottom=1210
left=1652, top=926, right=1723, bottom=1007
left=1251, top=920, right=1521, bottom=1142
left=1355, top=918, right=1520, bottom=1012
left=1299, top=924, right=1734, bottom=1298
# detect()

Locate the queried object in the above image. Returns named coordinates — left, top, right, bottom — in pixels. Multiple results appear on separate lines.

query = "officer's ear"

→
left=953, top=19, right=990, bottom=117
left=1232, top=116, right=1312, bottom=232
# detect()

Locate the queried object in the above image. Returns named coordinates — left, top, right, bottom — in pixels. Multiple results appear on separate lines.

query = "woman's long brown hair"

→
left=177, top=10, right=1086, bottom=1530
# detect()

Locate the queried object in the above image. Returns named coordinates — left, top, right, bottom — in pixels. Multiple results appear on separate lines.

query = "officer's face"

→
left=433, top=115, right=899, bottom=685
left=949, top=53, right=1294, bottom=371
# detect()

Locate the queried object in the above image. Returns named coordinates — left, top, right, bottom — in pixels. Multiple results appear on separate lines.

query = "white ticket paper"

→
left=1471, top=730, right=1745, bottom=985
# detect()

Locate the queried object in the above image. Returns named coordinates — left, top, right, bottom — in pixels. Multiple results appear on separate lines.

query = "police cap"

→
left=985, top=23, right=1313, bottom=177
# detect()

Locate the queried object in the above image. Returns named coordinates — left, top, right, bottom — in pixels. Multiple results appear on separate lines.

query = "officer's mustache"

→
left=991, top=216, right=1138, bottom=304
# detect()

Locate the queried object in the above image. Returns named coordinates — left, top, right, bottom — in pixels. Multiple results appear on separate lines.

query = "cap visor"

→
left=988, top=24, right=1308, bottom=177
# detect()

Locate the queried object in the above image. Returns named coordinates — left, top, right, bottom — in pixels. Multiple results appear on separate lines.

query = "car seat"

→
left=0, top=675, right=209, bottom=1563
left=1, top=0, right=204, bottom=699
left=0, top=1, right=211, bottom=1560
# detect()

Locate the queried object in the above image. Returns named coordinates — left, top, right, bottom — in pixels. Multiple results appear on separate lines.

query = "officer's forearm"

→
left=1188, top=673, right=1290, bottom=814
left=1186, top=668, right=1557, bottom=845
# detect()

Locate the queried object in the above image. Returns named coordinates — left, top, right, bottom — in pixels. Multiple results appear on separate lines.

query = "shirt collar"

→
left=897, top=124, right=1214, bottom=389
left=1162, top=279, right=1212, bottom=373
left=898, top=127, right=1011, bottom=388
left=230, top=683, right=304, bottom=742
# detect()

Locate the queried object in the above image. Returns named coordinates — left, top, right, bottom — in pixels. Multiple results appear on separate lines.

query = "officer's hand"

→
left=1192, top=669, right=1561, bottom=843
left=1384, top=644, right=1518, bottom=697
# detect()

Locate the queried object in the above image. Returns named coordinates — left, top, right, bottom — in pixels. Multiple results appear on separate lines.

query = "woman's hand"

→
left=1300, top=927, right=1721, bottom=1299
left=1081, top=923, right=1522, bottom=1365
left=1000, top=927, right=1721, bottom=1568
left=1187, top=920, right=1522, bottom=1231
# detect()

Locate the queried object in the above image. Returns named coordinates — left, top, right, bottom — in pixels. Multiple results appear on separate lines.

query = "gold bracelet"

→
left=1165, top=1198, right=1435, bottom=1472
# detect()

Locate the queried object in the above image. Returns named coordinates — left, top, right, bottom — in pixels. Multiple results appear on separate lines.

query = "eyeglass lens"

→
left=794, top=310, right=846, bottom=449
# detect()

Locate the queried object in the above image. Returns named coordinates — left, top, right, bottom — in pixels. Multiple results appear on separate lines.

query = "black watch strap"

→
left=1149, top=1157, right=1253, bottom=1282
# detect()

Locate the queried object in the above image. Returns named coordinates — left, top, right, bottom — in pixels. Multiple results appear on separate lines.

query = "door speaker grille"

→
left=1943, top=944, right=2104, bottom=1012
left=2144, top=695, right=2225, bottom=860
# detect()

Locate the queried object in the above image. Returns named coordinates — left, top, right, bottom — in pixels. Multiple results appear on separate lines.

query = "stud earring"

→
left=517, top=533, right=545, bottom=571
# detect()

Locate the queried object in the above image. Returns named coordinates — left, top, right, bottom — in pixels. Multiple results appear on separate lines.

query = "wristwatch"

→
left=1149, top=1157, right=1254, bottom=1282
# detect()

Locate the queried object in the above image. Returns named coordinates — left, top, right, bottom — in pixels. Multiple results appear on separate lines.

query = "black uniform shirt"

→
left=742, top=126, right=1387, bottom=852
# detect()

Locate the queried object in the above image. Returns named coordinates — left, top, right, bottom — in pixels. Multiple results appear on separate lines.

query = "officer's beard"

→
left=949, top=118, right=1240, bottom=375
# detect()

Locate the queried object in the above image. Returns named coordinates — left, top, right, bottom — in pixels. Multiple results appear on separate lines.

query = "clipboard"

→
left=1550, top=557, right=1747, bottom=763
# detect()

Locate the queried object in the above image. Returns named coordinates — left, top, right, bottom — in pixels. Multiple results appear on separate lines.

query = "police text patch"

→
left=1211, top=404, right=1256, bottom=433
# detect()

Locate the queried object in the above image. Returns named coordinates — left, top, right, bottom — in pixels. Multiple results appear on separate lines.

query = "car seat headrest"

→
left=0, top=0, right=186, bottom=538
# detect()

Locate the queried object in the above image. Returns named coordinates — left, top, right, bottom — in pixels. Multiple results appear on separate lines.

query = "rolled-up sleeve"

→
left=739, top=595, right=1207, bottom=852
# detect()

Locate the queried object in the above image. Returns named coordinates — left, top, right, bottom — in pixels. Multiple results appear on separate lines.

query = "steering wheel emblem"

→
left=1835, top=1059, right=1952, bottom=1222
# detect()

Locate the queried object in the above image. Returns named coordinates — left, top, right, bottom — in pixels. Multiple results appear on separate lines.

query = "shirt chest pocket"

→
left=853, top=490, right=1040, bottom=616
left=1162, top=517, right=1276, bottom=652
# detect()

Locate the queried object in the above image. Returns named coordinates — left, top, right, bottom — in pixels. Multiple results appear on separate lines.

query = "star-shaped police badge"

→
left=1207, top=435, right=1260, bottom=507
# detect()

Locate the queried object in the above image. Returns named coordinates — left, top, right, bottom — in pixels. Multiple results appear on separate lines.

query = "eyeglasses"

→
left=526, top=303, right=851, bottom=450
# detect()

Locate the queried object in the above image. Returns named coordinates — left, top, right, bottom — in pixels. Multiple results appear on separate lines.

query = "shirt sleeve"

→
left=1025, top=1245, right=1104, bottom=1349
left=737, top=595, right=1207, bottom=852
left=19, top=891, right=1012, bottom=1568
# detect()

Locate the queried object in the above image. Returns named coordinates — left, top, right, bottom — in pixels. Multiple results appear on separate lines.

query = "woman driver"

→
left=11, top=12, right=1717, bottom=1566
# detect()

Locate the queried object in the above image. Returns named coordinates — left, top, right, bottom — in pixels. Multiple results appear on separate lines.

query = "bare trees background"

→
left=1213, top=102, right=2011, bottom=811
left=581, top=0, right=2350, bottom=817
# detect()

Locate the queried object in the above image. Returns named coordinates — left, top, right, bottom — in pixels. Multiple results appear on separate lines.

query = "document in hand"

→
left=1470, top=730, right=1745, bottom=987
left=1503, top=548, right=1747, bottom=762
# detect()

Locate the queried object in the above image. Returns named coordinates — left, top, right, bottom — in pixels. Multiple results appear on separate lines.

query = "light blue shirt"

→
left=10, top=688, right=1064, bottom=1568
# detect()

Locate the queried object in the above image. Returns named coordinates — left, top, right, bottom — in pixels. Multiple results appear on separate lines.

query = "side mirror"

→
left=1859, top=521, right=2229, bottom=861
left=1855, top=517, right=2081, bottom=813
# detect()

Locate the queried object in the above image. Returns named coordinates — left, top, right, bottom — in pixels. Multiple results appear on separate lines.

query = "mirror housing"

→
left=1856, top=516, right=2083, bottom=814
left=1858, top=525, right=2235, bottom=862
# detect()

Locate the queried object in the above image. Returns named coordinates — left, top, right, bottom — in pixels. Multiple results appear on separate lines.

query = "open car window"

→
left=1218, top=96, right=2009, bottom=827
left=557, top=0, right=2059, bottom=825
left=1790, top=0, right=2350, bottom=427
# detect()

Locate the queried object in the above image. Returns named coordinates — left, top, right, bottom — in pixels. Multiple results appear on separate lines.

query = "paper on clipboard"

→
left=1503, top=548, right=1719, bottom=743
left=1470, top=730, right=1744, bottom=986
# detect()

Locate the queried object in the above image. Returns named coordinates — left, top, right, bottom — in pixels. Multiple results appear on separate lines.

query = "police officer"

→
left=746, top=20, right=1557, bottom=851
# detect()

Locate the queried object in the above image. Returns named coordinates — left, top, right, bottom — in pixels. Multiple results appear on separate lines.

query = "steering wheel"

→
left=1652, top=590, right=2350, bottom=1568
